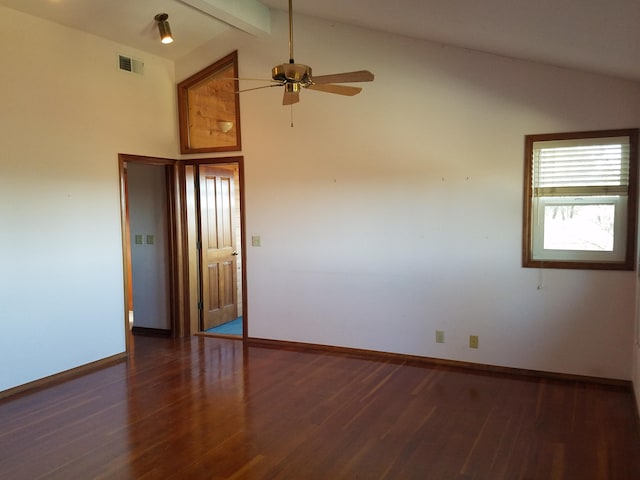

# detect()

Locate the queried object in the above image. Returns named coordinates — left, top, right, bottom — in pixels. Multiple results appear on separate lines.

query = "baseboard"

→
left=247, top=337, right=632, bottom=389
left=131, top=326, right=171, bottom=337
left=0, top=352, right=128, bottom=400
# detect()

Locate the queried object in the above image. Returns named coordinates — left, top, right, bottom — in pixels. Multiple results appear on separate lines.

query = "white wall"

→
left=127, top=163, right=171, bottom=331
left=0, top=7, right=178, bottom=392
left=178, top=11, right=640, bottom=380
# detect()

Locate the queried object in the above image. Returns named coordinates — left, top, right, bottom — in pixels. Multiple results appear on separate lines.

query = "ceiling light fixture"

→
left=154, top=13, right=173, bottom=44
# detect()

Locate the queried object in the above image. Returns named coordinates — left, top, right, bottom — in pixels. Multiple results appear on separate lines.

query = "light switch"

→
left=251, top=235, right=261, bottom=247
left=146, top=234, right=154, bottom=245
left=134, top=234, right=143, bottom=245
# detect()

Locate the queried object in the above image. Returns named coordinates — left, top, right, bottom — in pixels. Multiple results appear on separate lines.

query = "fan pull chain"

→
left=290, top=105, right=294, bottom=128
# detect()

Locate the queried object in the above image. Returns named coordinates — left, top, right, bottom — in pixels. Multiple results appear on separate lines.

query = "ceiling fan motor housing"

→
left=272, top=63, right=312, bottom=86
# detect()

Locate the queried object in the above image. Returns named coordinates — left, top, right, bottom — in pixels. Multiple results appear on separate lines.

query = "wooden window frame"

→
left=177, top=51, right=241, bottom=154
left=522, top=128, right=638, bottom=270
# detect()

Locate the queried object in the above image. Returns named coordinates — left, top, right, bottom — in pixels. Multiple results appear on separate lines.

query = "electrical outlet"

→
left=469, top=335, right=479, bottom=349
left=436, top=330, right=445, bottom=343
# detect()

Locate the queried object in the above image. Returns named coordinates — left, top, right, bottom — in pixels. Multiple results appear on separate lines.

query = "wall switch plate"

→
left=251, top=235, right=261, bottom=247
left=135, top=234, right=143, bottom=245
left=469, top=335, right=479, bottom=349
left=146, top=234, right=154, bottom=245
left=436, top=330, right=444, bottom=343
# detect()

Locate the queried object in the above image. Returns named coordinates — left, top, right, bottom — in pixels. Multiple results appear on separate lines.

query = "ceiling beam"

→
left=178, top=0, right=271, bottom=36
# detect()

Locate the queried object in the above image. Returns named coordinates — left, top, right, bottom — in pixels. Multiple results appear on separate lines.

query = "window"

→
left=523, top=129, right=638, bottom=270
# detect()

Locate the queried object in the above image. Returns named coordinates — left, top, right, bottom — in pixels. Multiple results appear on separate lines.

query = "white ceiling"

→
left=1, top=0, right=639, bottom=82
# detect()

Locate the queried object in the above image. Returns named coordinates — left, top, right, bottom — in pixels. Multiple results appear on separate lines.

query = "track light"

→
left=154, top=13, right=173, bottom=44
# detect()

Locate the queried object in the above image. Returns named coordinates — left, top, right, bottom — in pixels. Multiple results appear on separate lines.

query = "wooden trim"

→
left=118, top=157, right=132, bottom=352
left=522, top=133, right=534, bottom=267
left=247, top=337, right=632, bottom=388
left=177, top=51, right=241, bottom=153
left=181, top=156, right=244, bottom=167
left=0, top=352, right=127, bottom=400
left=118, top=153, right=177, bottom=166
left=164, top=163, right=179, bottom=338
left=132, top=326, right=172, bottom=337
left=238, top=159, right=248, bottom=342
left=626, top=128, right=639, bottom=268
left=177, top=161, right=192, bottom=337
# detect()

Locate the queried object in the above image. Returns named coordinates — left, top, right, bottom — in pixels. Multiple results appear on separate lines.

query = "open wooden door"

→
left=199, top=165, right=238, bottom=330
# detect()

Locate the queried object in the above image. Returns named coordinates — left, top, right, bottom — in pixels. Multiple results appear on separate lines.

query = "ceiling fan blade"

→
left=217, top=77, right=278, bottom=83
left=307, top=84, right=363, bottom=96
left=237, top=84, right=283, bottom=94
left=283, top=89, right=300, bottom=105
left=311, top=70, right=374, bottom=85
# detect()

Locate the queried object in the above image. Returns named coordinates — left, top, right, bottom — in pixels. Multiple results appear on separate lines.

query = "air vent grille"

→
left=119, top=55, right=132, bottom=71
left=118, top=54, right=144, bottom=75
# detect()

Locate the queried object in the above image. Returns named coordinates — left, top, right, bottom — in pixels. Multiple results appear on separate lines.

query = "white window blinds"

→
left=532, top=136, right=630, bottom=196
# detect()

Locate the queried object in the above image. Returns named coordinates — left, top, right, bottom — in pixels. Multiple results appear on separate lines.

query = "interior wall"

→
left=0, top=7, right=178, bottom=392
left=127, top=163, right=171, bottom=331
left=178, top=11, right=640, bottom=380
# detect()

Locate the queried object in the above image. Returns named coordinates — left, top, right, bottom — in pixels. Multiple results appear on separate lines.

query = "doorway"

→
left=119, top=155, right=180, bottom=346
left=183, top=158, right=246, bottom=339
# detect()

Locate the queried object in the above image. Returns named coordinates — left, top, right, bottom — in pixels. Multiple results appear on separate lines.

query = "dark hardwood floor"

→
left=1, top=335, right=639, bottom=479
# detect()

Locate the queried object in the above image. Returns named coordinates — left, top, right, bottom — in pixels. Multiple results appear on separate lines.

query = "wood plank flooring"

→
left=1, top=335, right=639, bottom=479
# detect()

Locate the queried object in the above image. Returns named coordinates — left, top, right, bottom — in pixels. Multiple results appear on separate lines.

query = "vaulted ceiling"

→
left=1, top=0, right=639, bottom=82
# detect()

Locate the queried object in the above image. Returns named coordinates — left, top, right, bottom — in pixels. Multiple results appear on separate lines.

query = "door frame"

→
left=118, top=154, right=181, bottom=351
left=180, top=156, right=247, bottom=341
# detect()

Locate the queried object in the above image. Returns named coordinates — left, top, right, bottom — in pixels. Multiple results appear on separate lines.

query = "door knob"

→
left=232, top=251, right=239, bottom=256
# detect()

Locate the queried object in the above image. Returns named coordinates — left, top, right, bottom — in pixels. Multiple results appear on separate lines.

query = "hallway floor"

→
left=205, top=316, right=242, bottom=336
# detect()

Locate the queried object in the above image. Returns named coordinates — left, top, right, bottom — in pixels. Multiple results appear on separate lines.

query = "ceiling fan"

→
left=241, top=0, right=375, bottom=105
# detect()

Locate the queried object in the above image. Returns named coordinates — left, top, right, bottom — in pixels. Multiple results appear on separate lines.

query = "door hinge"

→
left=196, top=241, right=202, bottom=251
left=197, top=301, right=203, bottom=311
